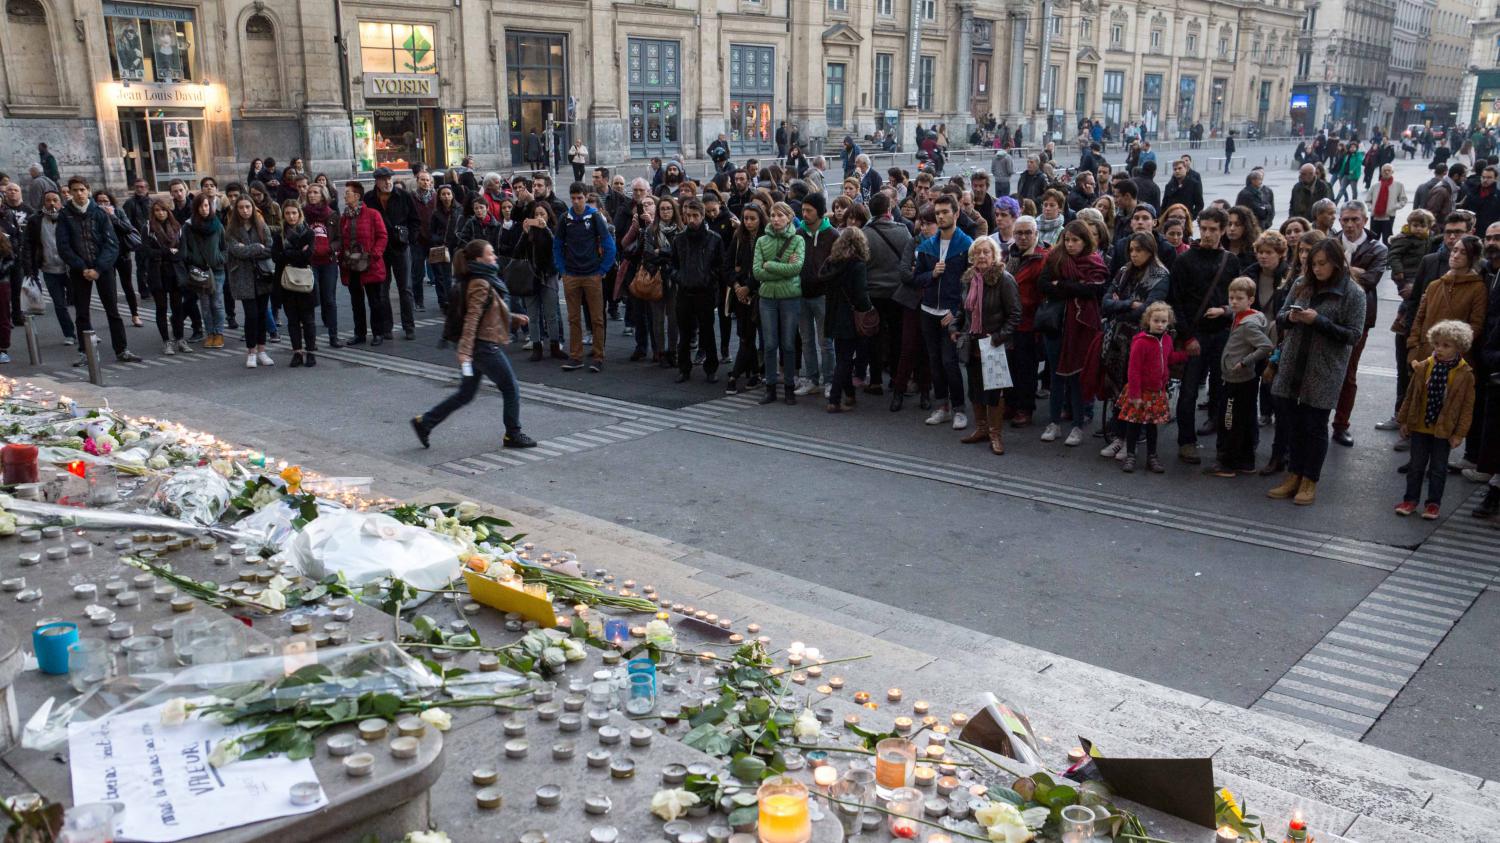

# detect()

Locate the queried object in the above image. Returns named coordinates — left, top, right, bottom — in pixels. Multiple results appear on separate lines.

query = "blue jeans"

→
left=758, top=296, right=801, bottom=386
left=41, top=271, right=76, bottom=340
left=798, top=296, right=832, bottom=383
left=208, top=269, right=227, bottom=335
left=526, top=283, right=564, bottom=345
left=420, top=342, right=522, bottom=434
left=313, top=264, right=340, bottom=337
left=1043, top=333, right=1089, bottom=427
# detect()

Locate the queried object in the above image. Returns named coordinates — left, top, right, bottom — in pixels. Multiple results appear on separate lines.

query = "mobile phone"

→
left=461, top=361, right=474, bottom=377
left=1288, top=305, right=1305, bottom=312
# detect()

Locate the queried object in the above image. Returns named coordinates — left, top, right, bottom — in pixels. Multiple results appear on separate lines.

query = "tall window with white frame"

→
left=874, top=53, right=893, bottom=113
left=825, top=62, right=846, bottom=127
left=827, top=0, right=846, bottom=11
left=918, top=55, right=935, bottom=111
left=876, top=0, right=892, bottom=16
left=920, top=0, right=935, bottom=22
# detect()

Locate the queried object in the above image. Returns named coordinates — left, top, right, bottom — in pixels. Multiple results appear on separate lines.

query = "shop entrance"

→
left=354, top=107, right=441, bottom=172
left=117, top=108, right=204, bottom=189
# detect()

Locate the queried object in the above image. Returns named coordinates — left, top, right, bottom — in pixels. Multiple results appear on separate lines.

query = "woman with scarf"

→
left=642, top=196, right=682, bottom=367
left=140, top=199, right=195, bottom=354
left=1037, top=190, right=1067, bottom=247
left=456, top=196, right=501, bottom=253
left=410, top=239, right=537, bottom=450
left=225, top=196, right=276, bottom=368
left=303, top=183, right=343, bottom=347
left=956, top=237, right=1021, bottom=454
left=277, top=201, right=318, bottom=367
left=313, top=174, right=339, bottom=212
left=819, top=226, right=873, bottom=413
left=93, top=189, right=144, bottom=328
left=725, top=200, right=767, bottom=393
left=1224, top=205, right=1261, bottom=272
left=340, top=181, right=390, bottom=346
left=517, top=202, right=565, bottom=362
left=1363, top=164, right=1407, bottom=243
left=180, top=193, right=227, bottom=348
left=427, top=184, right=462, bottom=311
left=1038, top=219, right=1107, bottom=447
left=247, top=180, right=283, bottom=341
left=1099, top=232, right=1170, bottom=459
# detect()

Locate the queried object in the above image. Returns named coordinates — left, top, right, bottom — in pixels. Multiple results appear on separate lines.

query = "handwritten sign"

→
left=68, top=702, right=326, bottom=842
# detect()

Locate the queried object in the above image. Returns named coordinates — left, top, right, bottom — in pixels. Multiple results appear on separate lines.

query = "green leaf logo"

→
left=401, top=29, right=436, bottom=73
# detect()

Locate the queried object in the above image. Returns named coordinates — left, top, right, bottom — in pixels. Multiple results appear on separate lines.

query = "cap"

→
left=373, top=167, right=394, bottom=178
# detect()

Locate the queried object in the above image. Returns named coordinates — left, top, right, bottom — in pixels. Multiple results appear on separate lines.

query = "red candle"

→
left=2, top=444, right=38, bottom=484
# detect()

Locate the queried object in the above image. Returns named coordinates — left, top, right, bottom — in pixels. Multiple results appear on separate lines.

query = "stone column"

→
left=301, top=0, right=353, bottom=176
left=1007, top=12, right=1026, bottom=127
left=587, top=0, right=627, bottom=163
left=952, top=4, right=975, bottom=139
left=789, top=0, right=828, bottom=152
left=695, top=0, right=726, bottom=158
left=456, top=0, right=499, bottom=169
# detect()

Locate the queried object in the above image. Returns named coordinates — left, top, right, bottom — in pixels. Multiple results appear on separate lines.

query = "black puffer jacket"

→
left=670, top=223, right=725, bottom=294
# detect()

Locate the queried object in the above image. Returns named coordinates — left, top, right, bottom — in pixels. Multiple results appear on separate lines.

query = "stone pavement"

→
left=32, top=374, right=1498, bottom=842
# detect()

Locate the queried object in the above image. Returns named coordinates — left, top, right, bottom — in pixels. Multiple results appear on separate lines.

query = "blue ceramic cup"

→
left=34, top=621, right=80, bottom=675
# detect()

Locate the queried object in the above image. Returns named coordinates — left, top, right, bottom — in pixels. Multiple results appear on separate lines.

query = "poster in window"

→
left=352, top=116, right=376, bottom=173
left=151, top=20, right=183, bottom=82
left=112, top=18, right=145, bottom=81
left=163, top=121, right=193, bottom=173
left=444, top=113, right=467, bottom=168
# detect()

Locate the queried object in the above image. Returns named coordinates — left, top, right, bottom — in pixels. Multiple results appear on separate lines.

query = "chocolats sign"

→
left=365, top=74, right=436, bottom=99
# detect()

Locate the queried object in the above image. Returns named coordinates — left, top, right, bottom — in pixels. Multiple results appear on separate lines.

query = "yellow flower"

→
left=280, top=465, right=303, bottom=493
left=1219, top=788, right=1244, bottom=821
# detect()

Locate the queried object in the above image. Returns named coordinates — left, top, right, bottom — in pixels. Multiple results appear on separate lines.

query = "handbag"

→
left=506, top=258, right=536, bottom=297
left=428, top=245, right=450, bottom=264
left=341, top=245, right=370, bottom=273
left=629, top=265, right=663, bottom=302
left=1034, top=298, right=1065, bottom=335
left=853, top=307, right=880, bottom=337
left=186, top=265, right=214, bottom=292
left=1169, top=252, right=1233, bottom=379
left=280, top=264, right=315, bottom=293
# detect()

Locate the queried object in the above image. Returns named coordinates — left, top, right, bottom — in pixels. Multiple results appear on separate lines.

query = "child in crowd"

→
left=1397, top=320, right=1476, bottom=519
left=1118, top=301, right=1192, bottom=473
left=1211, top=277, right=1274, bottom=476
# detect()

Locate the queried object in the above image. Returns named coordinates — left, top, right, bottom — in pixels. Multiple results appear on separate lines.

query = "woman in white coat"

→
left=1363, top=163, right=1408, bottom=243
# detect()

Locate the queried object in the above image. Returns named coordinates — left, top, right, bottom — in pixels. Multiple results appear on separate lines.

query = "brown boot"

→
left=961, top=403, right=990, bottom=443
left=1294, top=477, right=1318, bottom=506
left=987, top=402, right=1005, bottom=454
left=1267, top=473, right=1302, bottom=499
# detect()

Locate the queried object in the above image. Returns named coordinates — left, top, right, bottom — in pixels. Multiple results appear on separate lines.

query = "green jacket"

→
left=752, top=224, right=805, bottom=299
left=1343, top=150, right=1364, bottom=179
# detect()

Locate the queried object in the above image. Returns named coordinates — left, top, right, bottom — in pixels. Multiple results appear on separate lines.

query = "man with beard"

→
left=1289, top=163, right=1332, bottom=220
left=670, top=199, right=726, bottom=383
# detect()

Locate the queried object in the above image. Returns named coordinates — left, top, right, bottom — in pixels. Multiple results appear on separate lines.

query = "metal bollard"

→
left=23, top=320, right=40, bottom=366
left=81, top=330, right=103, bottom=386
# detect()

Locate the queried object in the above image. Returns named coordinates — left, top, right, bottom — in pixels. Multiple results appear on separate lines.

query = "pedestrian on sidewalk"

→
left=1396, top=320, right=1476, bottom=519
left=412, top=239, right=537, bottom=450
left=568, top=138, right=590, bottom=183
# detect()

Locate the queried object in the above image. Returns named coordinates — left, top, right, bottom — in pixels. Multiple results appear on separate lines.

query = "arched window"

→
left=240, top=12, right=285, bottom=108
left=4, top=0, right=62, bottom=104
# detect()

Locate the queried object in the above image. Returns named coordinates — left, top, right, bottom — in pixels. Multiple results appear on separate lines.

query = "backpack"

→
left=441, top=276, right=494, bottom=345
left=310, top=223, right=333, bottom=263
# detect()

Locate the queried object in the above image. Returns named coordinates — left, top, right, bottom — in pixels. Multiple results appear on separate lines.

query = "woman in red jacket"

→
left=1038, top=219, right=1107, bottom=447
left=340, top=181, right=389, bottom=345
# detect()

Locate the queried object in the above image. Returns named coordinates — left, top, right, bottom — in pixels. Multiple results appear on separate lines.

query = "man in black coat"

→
left=1166, top=207, right=1233, bottom=463
left=1162, top=159, right=1203, bottom=217
left=671, top=198, right=726, bottom=383
left=1132, top=160, right=1161, bottom=211
left=364, top=167, right=418, bottom=341
left=55, top=177, right=139, bottom=362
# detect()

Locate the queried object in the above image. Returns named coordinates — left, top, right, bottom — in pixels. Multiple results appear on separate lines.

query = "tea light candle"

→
left=1287, top=811, right=1309, bottom=843
left=73, top=584, right=97, bottom=600
left=921, top=715, right=939, bottom=728
left=913, top=700, right=930, bottom=716
left=968, top=784, right=988, bottom=799
left=843, top=713, right=861, bottom=727
left=609, top=758, right=635, bottom=778
left=476, top=788, right=503, bottom=810
left=815, top=684, right=833, bottom=695
left=598, top=726, right=621, bottom=745
left=471, top=767, right=498, bottom=785
left=787, top=653, right=803, bottom=666
left=629, top=727, right=653, bottom=747
left=290, top=781, right=322, bottom=806
left=389, top=736, right=419, bottom=759
left=558, top=714, right=582, bottom=732
left=936, top=776, right=959, bottom=796
left=661, top=763, right=688, bottom=785
left=17, top=553, right=40, bottom=567
left=478, top=654, right=500, bottom=672
left=927, top=834, right=953, bottom=843
left=791, top=672, right=807, bottom=684
left=863, top=702, right=879, bottom=710
left=887, top=688, right=903, bottom=703
left=504, top=739, right=529, bottom=759
left=584, top=794, right=612, bottom=815
left=535, top=784, right=563, bottom=806
left=950, top=712, right=969, bottom=728
left=327, top=734, right=357, bottom=757
left=914, top=767, right=937, bottom=788
left=358, top=719, right=388, bottom=740
left=894, top=716, right=914, bottom=733
left=503, top=718, right=527, bottom=736
left=170, top=596, right=194, bottom=613
left=536, top=703, right=560, bottom=721
left=552, top=741, right=576, bottom=761
left=852, top=691, right=871, bottom=704
left=397, top=717, right=425, bottom=737
left=1216, top=827, right=1240, bottom=843
left=812, top=765, right=838, bottom=791
left=343, top=753, right=374, bottom=777
left=728, top=633, right=744, bottom=645
left=806, top=665, right=823, bottom=677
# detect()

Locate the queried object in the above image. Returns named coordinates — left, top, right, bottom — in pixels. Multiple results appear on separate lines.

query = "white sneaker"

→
left=952, top=411, right=969, bottom=430
left=175, top=339, right=192, bottom=353
left=794, top=378, right=820, bottom=397
left=925, top=407, right=953, bottom=425
left=1040, top=423, right=1060, bottom=442
left=245, top=353, right=257, bottom=369
left=1451, top=457, right=1479, bottom=471
left=1100, top=438, right=1124, bottom=458
left=522, top=340, right=536, bottom=350
left=163, top=342, right=175, bottom=356
left=257, top=351, right=274, bottom=366
left=1064, top=427, right=1084, bottom=446
left=1463, top=469, right=1494, bottom=483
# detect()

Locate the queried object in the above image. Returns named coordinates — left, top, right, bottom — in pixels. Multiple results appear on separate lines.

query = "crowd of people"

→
left=1, top=137, right=1497, bottom=518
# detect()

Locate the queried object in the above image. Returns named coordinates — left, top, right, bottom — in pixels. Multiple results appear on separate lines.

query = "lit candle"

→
left=829, top=677, right=845, bottom=690
left=913, top=767, right=936, bottom=788
left=758, top=777, right=812, bottom=843
left=1217, top=827, right=1241, bottom=843
left=950, top=712, right=969, bottom=728
left=806, top=665, right=822, bottom=677
left=1287, top=811, right=1309, bottom=843
left=893, top=716, right=913, bottom=733
left=863, top=702, right=879, bottom=710
left=924, top=745, right=945, bottom=760
left=912, top=700, right=930, bottom=716
left=921, top=716, right=939, bottom=728
left=936, top=776, right=959, bottom=796
left=729, top=634, right=745, bottom=645
left=853, top=691, right=871, bottom=704
left=791, top=672, right=807, bottom=684
left=926, top=835, right=953, bottom=843
left=843, top=713, right=861, bottom=727
left=887, top=688, right=903, bottom=702
left=747, top=624, right=761, bottom=634
left=788, top=653, right=803, bottom=666
left=812, top=765, right=838, bottom=791
left=816, top=684, right=833, bottom=695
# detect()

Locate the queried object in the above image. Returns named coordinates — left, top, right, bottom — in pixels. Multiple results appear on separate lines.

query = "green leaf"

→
left=989, top=785, right=1025, bottom=805
left=745, top=697, right=771, bottom=723
left=1040, top=784, right=1078, bottom=809
left=728, top=805, right=759, bottom=826
left=370, top=693, right=401, bottom=720
left=730, top=755, right=767, bottom=782
left=286, top=729, right=316, bottom=760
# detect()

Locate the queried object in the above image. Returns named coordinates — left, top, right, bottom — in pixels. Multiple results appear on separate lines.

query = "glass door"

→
left=118, top=111, right=152, bottom=188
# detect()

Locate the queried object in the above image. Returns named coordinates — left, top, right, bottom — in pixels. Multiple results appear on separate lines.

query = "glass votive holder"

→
left=624, top=672, right=657, bottom=715
left=875, top=737, right=916, bottom=794
left=1060, top=804, right=1098, bottom=843
left=886, top=786, right=924, bottom=839
left=829, top=778, right=866, bottom=835
left=172, top=615, right=211, bottom=666
left=121, top=635, right=166, bottom=675
left=67, top=639, right=113, bottom=693
left=757, top=775, right=811, bottom=843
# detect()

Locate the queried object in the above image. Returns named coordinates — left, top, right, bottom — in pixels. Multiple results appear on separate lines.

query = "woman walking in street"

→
left=224, top=196, right=276, bottom=368
left=140, top=199, right=194, bottom=354
left=752, top=201, right=806, bottom=404
left=568, top=138, right=590, bottom=183
left=1364, top=163, right=1407, bottom=244
left=411, top=239, right=538, bottom=450
left=1268, top=238, right=1367, bottom=505
left=180, top=193, right=226, bottom=348
left=277, top=201, right=318, bottom=367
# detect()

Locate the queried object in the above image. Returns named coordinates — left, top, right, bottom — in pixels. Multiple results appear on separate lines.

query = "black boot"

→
left=1475, top=486, right=1500, bottom=518
left=758, top=384, right=778, bottom=405
left=890, top=392, right=905, bottom=412
left=918, top=390, right=932, bottom=410
left=410, top=416, right=431, bottom=448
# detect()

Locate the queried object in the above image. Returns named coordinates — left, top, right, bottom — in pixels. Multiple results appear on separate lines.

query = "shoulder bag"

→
left=428, top=245, right=450, bottom=264
left=341, top=242, right=370, bottom=273
left=1034, top=267, right=1066, bottom=335
left=186, top=265, right=214, bottom=292
left=281, top=264, right=315, bottom=293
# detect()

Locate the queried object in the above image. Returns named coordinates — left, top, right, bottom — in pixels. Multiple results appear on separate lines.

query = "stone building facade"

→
left=1291, top=0, right=1397, bottom=133
left=0, top=0, right=1302, bottom=188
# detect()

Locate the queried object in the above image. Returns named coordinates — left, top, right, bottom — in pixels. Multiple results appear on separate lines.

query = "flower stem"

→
left=950, top=738, right=1028, bottom=780
left=819, top=793, right=989, bottom=841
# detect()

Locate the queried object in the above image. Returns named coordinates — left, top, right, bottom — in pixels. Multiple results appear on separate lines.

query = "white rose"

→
left=266, top=575, right=292, bottom=593
left=248, top=485, right=281, bottom=511
left=426, top=506, right=444, bottom=520
left=561, top=639, right=587, bottom=662
left=257, top=588, right=287, bottom=611
left=1020, top=807, right=1050, bottom=830
left=419, top=707, right=453, bottom=731
left=541, top=647, right=567, bottom=670
left=977, top=801, right=1033, bottom=843
left=403, top=832, right=451, bottom=843
left=208, top=738, right=242, bottom=767
left=120, top=430, right=141, bottom=444
left=650, top=788, right=699, bottom=822
left=455, top=501, right=480, bottom=520
left=644, top=619, right=676, bottom=648
left=793, top=708, right=821, bottom=740
left=160, top=697, right=190, bottom=726
left=0, top=510, right=15, bottom=537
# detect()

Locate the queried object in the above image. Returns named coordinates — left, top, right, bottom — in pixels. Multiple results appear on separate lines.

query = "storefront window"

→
left=103, top=2, right=197, bottom=83
left=118, top=109, right=202, bottom=189
left=368, top=108, right=430, bottom=171
left=359, top=22, right=437, bottom=75
left=444, top=113, right=467, bottom=168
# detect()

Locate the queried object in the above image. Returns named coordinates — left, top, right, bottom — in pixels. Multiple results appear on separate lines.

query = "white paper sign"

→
left=68, top=702, right=327, bottom=842
left=980, top=340, right=1014, bottom=391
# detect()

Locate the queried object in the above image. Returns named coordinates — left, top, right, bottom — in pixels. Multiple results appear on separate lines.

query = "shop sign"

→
left=109, top=81, right=207, bottom=106
left=365, top=74, right=436, bottom=99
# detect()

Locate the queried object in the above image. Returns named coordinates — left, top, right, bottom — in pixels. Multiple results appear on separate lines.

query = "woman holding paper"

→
left=956, top=237, right=1021, bottom=454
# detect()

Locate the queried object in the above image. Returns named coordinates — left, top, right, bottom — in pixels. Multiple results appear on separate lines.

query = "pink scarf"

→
left=964, top=269, right=987, bottom=335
